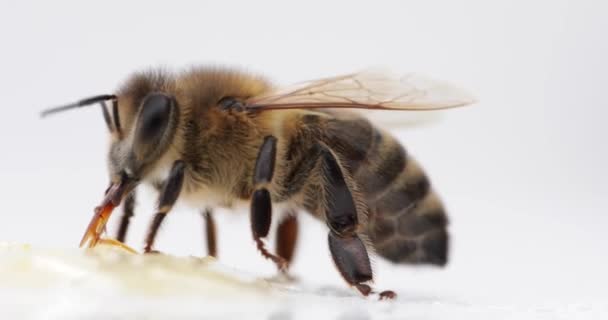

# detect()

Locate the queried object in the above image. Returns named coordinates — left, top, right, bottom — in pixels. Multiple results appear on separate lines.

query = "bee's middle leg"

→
left=275, top=211, right=298, bottom=267
left=250, top=135, right=287, bottom=271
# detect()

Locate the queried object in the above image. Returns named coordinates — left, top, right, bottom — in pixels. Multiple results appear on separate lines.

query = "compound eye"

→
left=136, top=93, right=173, bottom=143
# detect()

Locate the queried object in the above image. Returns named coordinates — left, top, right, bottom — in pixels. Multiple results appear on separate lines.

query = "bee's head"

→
left=42, top=70, right=180, bottom=204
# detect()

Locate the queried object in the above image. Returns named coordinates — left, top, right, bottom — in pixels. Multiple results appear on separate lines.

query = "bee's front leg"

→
left=115, top=191, right=136, bottom=243
left=250, top=135, right=288, bottom=271
left=143, top=160, right=186, bottom=253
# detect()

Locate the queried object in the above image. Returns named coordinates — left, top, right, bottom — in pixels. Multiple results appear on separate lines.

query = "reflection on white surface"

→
left=1, top=235, right=606, bottom=319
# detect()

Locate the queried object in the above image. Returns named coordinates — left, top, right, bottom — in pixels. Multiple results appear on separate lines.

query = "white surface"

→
left=0, top=0, right=607, bottom=319
left=1, top=240, right=605, bottom=320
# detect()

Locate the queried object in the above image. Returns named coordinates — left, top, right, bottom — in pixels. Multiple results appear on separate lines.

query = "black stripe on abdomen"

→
left=355, top=131, right=407, bottom=199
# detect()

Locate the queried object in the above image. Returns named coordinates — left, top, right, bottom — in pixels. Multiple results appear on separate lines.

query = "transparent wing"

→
left=354, top=109, right=445, bottom=129
left=247, top=69, right=476, bottom=113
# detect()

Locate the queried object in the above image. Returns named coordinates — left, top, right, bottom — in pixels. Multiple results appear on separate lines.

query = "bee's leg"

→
left=250, top=136, right=287, bottom=271
left=201, top=208, right=217, bottom=258
left=143, top=160, right=186, bottom=253
left=321, top=147, right=396, bottom=299
left=275, top=211, right=298, bottom=267
left=115, top=191, right=136, bottom=243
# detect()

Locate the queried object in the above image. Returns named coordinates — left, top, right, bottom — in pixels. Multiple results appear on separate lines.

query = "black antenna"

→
left=100, top=100, right=113, bottom=131
left=41, top=94, right=117, bottom=118
left=111, top=98, right=122, bottom=136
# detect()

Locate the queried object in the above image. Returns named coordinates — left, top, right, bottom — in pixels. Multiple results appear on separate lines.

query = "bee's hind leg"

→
left=321, top=146, right=397, bottom=300
left=250, top=135, right=287, bottom=271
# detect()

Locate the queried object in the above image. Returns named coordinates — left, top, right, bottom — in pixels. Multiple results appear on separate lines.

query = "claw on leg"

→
left=378, top=290, right=397, bottom=300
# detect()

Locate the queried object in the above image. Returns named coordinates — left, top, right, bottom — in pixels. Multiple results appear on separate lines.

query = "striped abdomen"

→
left=322, top=114, right=449, bottom=266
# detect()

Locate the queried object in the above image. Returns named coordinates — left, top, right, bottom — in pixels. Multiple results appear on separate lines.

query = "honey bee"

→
left=42, top=67, right=475, bottom=299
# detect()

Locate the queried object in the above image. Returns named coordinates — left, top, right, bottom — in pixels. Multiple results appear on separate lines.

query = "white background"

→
left=0, top=0, right=607, bottom=318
